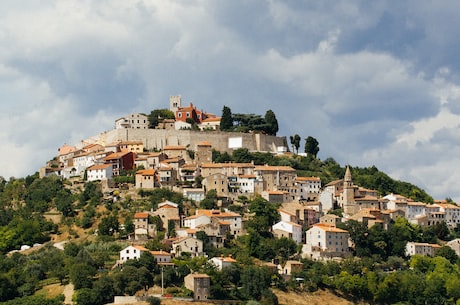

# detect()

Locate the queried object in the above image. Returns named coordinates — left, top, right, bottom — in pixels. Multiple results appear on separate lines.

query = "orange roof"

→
left=87, top=164, right=111, bottom=171
left=151, top=251, right=171, bottom=256
left=137, top=169, right=156, bottom=176
left=296, top=176, right=321, bottom=182
left=163, top=145, right=187, bottom=150
left=197, top=141, right=212, bottom=146
left=182, top=163, right=197, bottom=169
left=164, top=157, right=182, bottom=163
left=214, top=256, right=237, bottom=263
left=196, top=209, right=240, bottom=218
left=201, top=162, right=254, bottom=168
left=201, top=117, right=221, bottom=123
left=158, top=205, right=177, bottom=209
left=312, top=223, right=348, bottom=233
left=134, top=212, right=149, bottom=219
left=408, top=202, right=427, bottom=206
left=105, top=151, right=131, bottom=160
left=133, top=245, right=149, bottom=251
left=436, top=203, right=460, bottom=209
left=254, top=165, right=295, bottom=171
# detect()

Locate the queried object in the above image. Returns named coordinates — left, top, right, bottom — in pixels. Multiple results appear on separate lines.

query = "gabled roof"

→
left=296, top=176, right=321, bottom=182
left=134, top=212, right=149, bottom=219
left=311, top=223, right=348, bottom=233
left=325, top=179, right=343, bottom=187
left=87, top=164, right=112, bottom=171
left=163, top=145, right=187, bottom=150
left=211, top=256, right=237, bottom=263
left=105, top=151, right=132, bottom=161
left=201, top=162, right=254, bottom=168
left=151, top=251, right=171, bottom=256
left=136, top=169, right=156, bottom=176
left=172, top=236, right=201, bottom=244
left=201, top=117, right=221, bottom=122
left=435, top=203, right=460, bottom=209
left=254, top=165, right=296, bottom=172
left=196, top=209, right=241, bottom=218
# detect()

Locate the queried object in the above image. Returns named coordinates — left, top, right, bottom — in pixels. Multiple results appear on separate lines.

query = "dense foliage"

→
left=219, top=106, right=280, bottom=135
left=0, top=147, right=448, bottom=304
left=148, top=109, right=175, bottom=128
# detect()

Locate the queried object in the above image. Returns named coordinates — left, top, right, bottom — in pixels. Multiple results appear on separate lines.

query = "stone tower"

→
left=195, top=141, right=213, bottom=166
left=343, top=166, right=356, bottom=215
left=169, top=95, right=182, bottom=113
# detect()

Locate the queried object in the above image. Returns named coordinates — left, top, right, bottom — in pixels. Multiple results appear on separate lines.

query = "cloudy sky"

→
left=2, top=1, right=460, bottom=201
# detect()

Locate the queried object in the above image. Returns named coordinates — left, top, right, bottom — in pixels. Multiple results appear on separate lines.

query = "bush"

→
left=147, top=296, right=161, bottom=305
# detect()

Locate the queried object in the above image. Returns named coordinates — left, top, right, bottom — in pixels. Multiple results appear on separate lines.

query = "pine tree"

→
left=264, top=109, right=279, bottom=135
left=220, top=105, right=233, bottom=131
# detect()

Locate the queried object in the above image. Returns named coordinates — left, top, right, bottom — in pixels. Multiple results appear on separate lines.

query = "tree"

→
left=304, top=136, right=319, bottom=158
left=98, top=215, right=119, bottom=236
left=240, top=265, right=272, bottom=301
left=264, top=109, right=279, bottom=135
left=233, top=148, right=252, bottom=163
left=246, top=196, right=280, bottom=236
left=435, top=246, right=458, bottom=264
left=148, top=109, right=175, bottom=128
left=55, top=189, right=74, bottom=217
left=73, top=288, right=99, bottom=305
left=147, top=296, right=162, bottom=305
left=220, top=106, right=233, bottom=131
left=289, top=134, right=301, bottom=154
left=69, top=263, right=97, bottom=289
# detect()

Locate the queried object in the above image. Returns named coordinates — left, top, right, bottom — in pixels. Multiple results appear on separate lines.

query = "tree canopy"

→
left=220, top=105, right=233, bottom=131
left=264, top=109, right=279, bottom=135
left=304, top=136, right=319, bottom=158
left=148, top=108, right=175, bottom=128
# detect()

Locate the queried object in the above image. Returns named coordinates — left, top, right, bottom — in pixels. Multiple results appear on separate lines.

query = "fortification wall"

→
left=86, top=129, right=288, bottom=153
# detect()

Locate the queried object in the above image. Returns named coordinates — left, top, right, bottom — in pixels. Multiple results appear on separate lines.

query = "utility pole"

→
left=161, top=266, right=164, bottom=296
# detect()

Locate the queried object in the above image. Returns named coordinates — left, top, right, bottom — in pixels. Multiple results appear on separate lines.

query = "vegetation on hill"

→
left=0, top=145, right=450, bottom=305
left=219, top=105, right=279, bottom=135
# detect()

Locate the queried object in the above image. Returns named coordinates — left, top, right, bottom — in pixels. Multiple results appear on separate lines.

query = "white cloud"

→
left=2, top=1, right=460, bottom=203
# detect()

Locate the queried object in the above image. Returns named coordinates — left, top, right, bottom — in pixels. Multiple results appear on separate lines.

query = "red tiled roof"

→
left=134, top=212, right=149, bottom=219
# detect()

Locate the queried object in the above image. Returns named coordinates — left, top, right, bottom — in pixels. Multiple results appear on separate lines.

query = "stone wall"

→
left=83, top=129, right=288, bottom=154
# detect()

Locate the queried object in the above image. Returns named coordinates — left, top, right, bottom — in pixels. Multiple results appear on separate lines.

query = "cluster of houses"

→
left=40, top=97, right=460, bottom=299
left=115, top=95, right=221, bottom=131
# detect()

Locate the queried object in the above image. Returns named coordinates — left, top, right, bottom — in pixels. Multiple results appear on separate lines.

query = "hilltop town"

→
left=2, top=96, right=460, bottom=305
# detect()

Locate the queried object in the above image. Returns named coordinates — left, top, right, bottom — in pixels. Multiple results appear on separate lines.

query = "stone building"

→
left=115, top=113, right=149, bottom=129
left=184, top=273, right=210, bottom=301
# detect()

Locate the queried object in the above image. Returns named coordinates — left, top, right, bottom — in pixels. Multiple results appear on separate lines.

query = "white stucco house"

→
left=208, top=255, right=237, bottom=270
left=303, top=224, right=351, bottom=260
left=86, top=163, right=113, bottom=181
left=405, top=242, right=441, bottom=257
left=272, top=220, right=303, bottom=244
